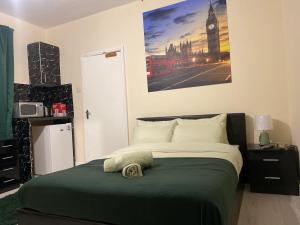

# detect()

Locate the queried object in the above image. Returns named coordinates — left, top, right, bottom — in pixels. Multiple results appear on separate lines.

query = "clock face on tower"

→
left=208, top=24, right=215, bottom=30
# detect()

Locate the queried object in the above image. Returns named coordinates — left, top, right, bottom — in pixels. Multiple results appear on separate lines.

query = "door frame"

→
left=80, top=46, right=129, bottom=162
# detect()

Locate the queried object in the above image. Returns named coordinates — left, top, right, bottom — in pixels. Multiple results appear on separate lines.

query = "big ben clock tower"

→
left=206, top=0, right=220, bottom=61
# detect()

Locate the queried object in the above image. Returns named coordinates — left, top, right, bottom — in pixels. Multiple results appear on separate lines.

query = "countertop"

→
left=13, top=116, right=73, bottom=125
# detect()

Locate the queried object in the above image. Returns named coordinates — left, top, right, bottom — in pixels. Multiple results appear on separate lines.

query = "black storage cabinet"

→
left=27, top=42, right=61, bottom=86
left=0, top=139, right=20, bottom=193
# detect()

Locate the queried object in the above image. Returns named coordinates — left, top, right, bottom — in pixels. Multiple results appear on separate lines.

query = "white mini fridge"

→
left=32, top=123, right=74, bottom=175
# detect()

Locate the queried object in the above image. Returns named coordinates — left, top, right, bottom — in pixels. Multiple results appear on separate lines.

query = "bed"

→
left=17, top=113, right=247, bottom=225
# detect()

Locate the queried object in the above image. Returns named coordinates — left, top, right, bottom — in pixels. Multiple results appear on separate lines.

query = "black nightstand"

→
left=0, top=139, right=20, bottom=193
left=247, top=144, right=299, bottom=195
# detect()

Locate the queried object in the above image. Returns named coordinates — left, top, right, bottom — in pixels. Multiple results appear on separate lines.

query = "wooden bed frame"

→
left=18, top=113, right=247, bottom=225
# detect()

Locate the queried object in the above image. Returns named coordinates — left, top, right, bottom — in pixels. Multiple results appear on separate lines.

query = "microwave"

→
left=13, top=102, right=44, bottom=118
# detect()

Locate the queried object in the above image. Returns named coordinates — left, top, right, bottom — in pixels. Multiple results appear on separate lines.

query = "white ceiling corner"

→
left=0, top=0, right=138, bottom=28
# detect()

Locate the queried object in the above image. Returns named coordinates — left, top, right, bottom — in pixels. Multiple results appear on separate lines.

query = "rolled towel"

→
left=104, top=151, right=153, bottom=173
left=122, top=163, right=143, bottom=178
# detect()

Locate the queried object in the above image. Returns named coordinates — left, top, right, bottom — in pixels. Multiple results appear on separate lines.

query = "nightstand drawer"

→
left=0, top=166, right=19, bottom=179
left=248, top=156, right=282, bottom=179
left=253, top=173, right=283, bottom=183
left=257, top=161, right=281, bottom=176
left=250, top=180, right=298, bottom=195
left=0, top=139, right=16, bottom=146
left=0, top=153, right=18, bottom=169
left=248, top=151, right=283, bottom=161
left=0, top=177, right=19, bottom=189
left=0, top=144, right=17, bottom=156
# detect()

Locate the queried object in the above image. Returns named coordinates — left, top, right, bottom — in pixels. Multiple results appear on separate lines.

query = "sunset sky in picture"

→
left=143, top=0, right=230, bottom=56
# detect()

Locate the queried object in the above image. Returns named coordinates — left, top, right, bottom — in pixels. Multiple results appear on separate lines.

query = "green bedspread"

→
left=18, top=158, right=238, bottom=225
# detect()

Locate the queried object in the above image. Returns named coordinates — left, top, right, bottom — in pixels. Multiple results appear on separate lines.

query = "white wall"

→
left=46, top=0, right=291, bottom=163
left=1, top=0, right=298, bottom=164
left=0, top=12, right=46, bottom=84
left=281, top=0, right=300, bottom=147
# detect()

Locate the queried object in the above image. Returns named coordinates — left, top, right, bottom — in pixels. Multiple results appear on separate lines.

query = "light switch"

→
left=76, top=87, right=81, bottom=93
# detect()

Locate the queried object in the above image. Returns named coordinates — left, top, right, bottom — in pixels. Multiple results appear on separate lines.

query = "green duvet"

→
left=18, top=158, right=238, bottom=225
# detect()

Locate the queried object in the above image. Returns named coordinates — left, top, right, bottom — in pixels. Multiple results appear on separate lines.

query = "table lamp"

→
left=255, top=115, right=273, bottom=146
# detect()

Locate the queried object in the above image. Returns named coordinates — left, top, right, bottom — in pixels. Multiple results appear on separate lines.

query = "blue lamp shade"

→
left=255, top=115, right=273, bottom=131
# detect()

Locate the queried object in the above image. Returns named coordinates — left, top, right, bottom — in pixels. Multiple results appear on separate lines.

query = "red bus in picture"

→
left=146, top=55, right=177, bottom=77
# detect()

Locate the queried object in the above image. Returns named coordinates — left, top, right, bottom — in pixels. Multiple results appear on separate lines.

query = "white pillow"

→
left=172, top=114, right=229, bottom=144
left=133, top=120, right=177, bottom=144
left=172, top=125, right=223, bottom=143
left=137, top=119, right=177, bottom=127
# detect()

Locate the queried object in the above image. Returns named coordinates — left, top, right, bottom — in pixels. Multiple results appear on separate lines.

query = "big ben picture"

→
left=143, top=0, right=232, bottom=92
left=206, top=0, right=221, bottom=62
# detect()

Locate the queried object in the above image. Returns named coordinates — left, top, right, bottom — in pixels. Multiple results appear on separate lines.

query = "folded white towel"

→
left=104, top=151, right=153, bottom=173
left=122, top=163, right=143, bottom=178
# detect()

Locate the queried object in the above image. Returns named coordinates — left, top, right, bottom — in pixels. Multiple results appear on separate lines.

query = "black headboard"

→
left=138, top=113, right=247, bottom=160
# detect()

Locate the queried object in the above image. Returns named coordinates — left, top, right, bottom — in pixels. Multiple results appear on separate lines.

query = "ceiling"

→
left=0, top=0, right=138, bottom=28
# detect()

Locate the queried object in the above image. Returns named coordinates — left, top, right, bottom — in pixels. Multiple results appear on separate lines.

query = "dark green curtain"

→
left=0, top=25, right=14, bottom=139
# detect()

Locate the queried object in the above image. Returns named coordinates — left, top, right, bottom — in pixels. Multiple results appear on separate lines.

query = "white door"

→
left=81, top=48, right=128, bottom=162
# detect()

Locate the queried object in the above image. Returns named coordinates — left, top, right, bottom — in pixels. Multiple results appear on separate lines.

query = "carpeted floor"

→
left=0, top=193, right=20, bottom=225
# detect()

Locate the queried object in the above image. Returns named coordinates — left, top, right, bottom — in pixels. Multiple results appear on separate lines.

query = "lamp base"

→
left=259, top=131, right=271, bottom=146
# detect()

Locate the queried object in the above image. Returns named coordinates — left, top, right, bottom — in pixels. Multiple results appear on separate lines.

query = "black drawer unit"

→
left=27, top=42, right=61, bottom=86
left=0, top=139, right=20, bottom=193
left=247, top=144, right=299, bottom=195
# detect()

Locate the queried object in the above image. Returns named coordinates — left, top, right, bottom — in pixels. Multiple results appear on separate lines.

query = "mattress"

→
left=18, top=143, right=242, bottom=225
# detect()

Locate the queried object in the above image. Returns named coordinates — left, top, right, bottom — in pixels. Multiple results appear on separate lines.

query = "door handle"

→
left=262, top=158, right=279, bottom=162
left=2, top=156, right=14, bottom=160
left=1, top=145, right=13, bottom=148
left=264, top=176, right=281, bottom=180
left=86, top=110, right=91, bottom=119
left=2, top=167, right=14, bottom=172
left=3, top=178, right=15, bottom=184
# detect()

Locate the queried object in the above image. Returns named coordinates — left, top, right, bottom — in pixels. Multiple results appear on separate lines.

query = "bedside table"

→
left=0, top=139, right=20, bottom=194
left=247, top=144, right=299, bottom=195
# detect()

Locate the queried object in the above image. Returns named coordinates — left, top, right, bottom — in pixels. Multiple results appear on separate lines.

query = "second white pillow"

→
left=172, top=114, right=228, bottom=144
